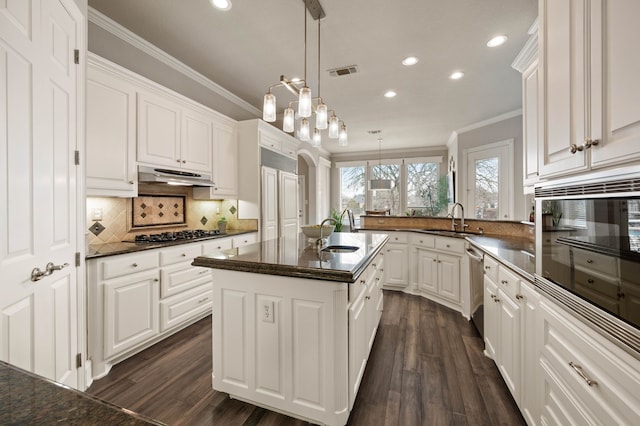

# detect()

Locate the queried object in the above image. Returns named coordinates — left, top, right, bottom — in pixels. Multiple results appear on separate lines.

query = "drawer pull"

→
left=420, top=240, right=423, bottom=243
left=587, top=279, right=595, bottom=284
left=198, top=297, right=209, bottom=304
left=372, top=263, right=376, bottom=267
left=365, top=296, right=371, bottom=300
left=181, top=253, right=186, bottom=257
left=446, top=244, right=450, bottom=248
left=199, top=270, right=208, bottom=275
left=587, top=259, right=594, bottom=264
left=568, top=362, right=598, bottom=386
left=360, top=280, right=366, bottom=285
left=132, top=263, right=138, bottom=267
left=494, top=297, right=500, bottom=303
left=515, top=294, right=524, bottom=300
left=501, top=280, right=508, bottom=285
left=485, top=265, right=491, bottom=270
left=153, top=278, right=159, bottom=282
left=380, top=268, right=384, bottom=272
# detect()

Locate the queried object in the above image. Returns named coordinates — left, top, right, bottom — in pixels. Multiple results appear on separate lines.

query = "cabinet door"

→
left=438, top=253, right=460, bottom=303
left=383, top=244, right=409, bottom=288
left=522, top=60, right=539, bottom=187
left=212, top=121, right=238, bottom=196
left=261, top=167, right=278, bottom=241
left=538, top=0, right=589, bottom=178
left=279, top=171, right=299, bottom=240
left=589, top=0, right=640, bottom=168
left=181, top=109, right=212, bottom=172
left=484, top=276, right=499, bottom=360
left=104, top=271, right=160, bottom=359
left=137, top=92, right=180, bottom=167
left=520, top=280, right=540, bottom=425
left=497, top=289, right=521, bottom=402
left=417, top=249, right=437, bottom=293
left=348, top=293, right=367, bottom=409
left=86, top=64, right=137, bottom=196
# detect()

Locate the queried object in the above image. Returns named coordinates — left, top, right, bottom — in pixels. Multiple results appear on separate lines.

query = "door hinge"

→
left=76, top=353, right=82, bottom=369
left=74, top=150, right=80, bottom=165
left=74, top=49, right=79, bottom=65
left=75, top=252, right=81, bottom=267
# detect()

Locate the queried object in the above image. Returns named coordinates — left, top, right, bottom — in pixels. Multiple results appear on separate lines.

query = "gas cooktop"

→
left=126, top=229, right=222, bottom=244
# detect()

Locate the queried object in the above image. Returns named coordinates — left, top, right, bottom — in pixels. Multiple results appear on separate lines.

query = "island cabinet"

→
left=538, top=0, right=640, bottom=179
left=193, top=232, right=388, bottom=426
left=381, top=232, right=409, bottom=289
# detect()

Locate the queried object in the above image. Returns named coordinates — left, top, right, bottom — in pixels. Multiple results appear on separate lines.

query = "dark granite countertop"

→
left=192, top=232, right=389, bottom=283
left=86, top=230, right=257, bottom=259
left=0, top=361, right=163, bottom=425
left=466, top=235, right=536, bottom=281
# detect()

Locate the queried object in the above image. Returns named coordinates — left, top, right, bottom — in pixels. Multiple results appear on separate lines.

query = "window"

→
left=337, top=156, right=442, bottom=220
left=406, top=160, right=443, bottom=216
left=370, top=163, right=400, bottom=215
left=339, top=165, right=366, bottom=220
left=464, top=140, right=513, bottom=220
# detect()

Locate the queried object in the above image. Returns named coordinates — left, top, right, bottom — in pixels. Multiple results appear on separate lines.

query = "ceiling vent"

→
left=367, top=130, right=382, bottom=135
left=328, top=65, right=359, bottom=77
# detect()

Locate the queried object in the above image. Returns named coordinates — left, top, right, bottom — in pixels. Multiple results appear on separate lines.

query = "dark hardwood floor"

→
left=88, top=291, right=525, bottom=425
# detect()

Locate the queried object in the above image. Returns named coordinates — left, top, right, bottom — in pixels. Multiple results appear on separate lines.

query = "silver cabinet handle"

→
left=128, top=180, right=134, bottom=184
left=181, top=253, right=186, bottom=257
left=176, top=159, right=181, bottom=163
left=569, top=362, right=598, bottom=386
left=569, top=143, right=584, bottom=154
left=153, top=278, right=159, bottom=282
left=365, top=296, right=371, bottom=300
left=583, top=138, right=599, bottom=149
left=199, top=270, right=208, bottom=275
left=132, top=263, right=138, bottom=267
left=182, top=160, right=186, bottom=163
left=515, top=294, right=524, bottom=300
left=30, top=262, right=69, bottom=282
left=501, top=280, right=509, bottom=285
left=198, top=297, right=209, bottom=303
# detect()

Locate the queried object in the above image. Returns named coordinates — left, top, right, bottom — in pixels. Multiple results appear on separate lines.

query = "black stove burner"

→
left=132, top=229, right=220, bottom=243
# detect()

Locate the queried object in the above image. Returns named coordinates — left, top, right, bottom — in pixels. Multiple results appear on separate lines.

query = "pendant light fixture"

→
left=369, top=138, right=392, bottom=190
left=261, top=0, right=347, bottom=146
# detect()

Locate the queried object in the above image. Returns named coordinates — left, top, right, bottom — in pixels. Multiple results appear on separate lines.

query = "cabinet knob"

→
left=433, top=259, right=437, bottom=262
left=380, top=268, right=384, bottom=272
left=515, top=294, right=524, bottom=300
left=181, top=253, right=186, bottom=257
left=420, top=240, right=423, bottom=243
left=501, top=279, right=508, bottom=285
left=176, top=159, right=181, bottom=163
left=360, top=280, right=366, bottom=285
left=132, top=263, right=138, bottom=267
left=129, top=180, right=134, bottom=185
left=485, top=265, right=491, bottom=270
left=153, top=278, right=159, bottom=282
left=446, top=244, right=450, bottom=248
left=587, top=279, right=595, bottom=284
left=182, top=160, right=186, bottom=163
left=587, top=259, right=594, bottom=264
left=365, top=296, right=371, bottom=300
left=583, top=138, right=599, bottom=149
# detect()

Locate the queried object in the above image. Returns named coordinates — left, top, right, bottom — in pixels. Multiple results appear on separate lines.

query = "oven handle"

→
left=466, top=249, right=483, bottom=262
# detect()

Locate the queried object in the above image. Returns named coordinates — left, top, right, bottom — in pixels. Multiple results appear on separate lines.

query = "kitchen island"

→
left=192, top=232, right=388, bottom=426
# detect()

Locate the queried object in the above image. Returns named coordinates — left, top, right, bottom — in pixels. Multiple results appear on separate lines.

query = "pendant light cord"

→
left=317, top=18, right=321, bottom=96
left=303, top=4, right=307, bottom=84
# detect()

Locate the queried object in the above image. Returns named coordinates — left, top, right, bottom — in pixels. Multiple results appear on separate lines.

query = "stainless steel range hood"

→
left=138, top=166, right=216, bottom=187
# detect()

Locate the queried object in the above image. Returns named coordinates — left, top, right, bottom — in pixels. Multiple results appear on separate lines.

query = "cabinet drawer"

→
left=435, top=236, right=465, bottom=254
left=350, top=268, right=370, bottom=302
left=160, top=284, right=212, bottom=332
left=573, top=248, right=617, bottom=277
left=484, top=255, right=499, bottom=283
left=101, top=251, right=159, bottom=281
left=160, top=263, right=211, bottom=298
left=387, top=232, right=408, bottom=244
left=232, top=233, right=257, bottom=248
left=201, top=237, right=233, bottom=254
left=539, top=300, right=640, bottom=424
left=574, top=268, right=619, bottom=299
left=159, top=244, right=202, bottom=266
left=497, top=265, right=520, bottom=300
left=411, top=233, right=435, bottom=248
left=259, top=131, right=282, bottom=152
left=281, top=138, right=298, bottom=158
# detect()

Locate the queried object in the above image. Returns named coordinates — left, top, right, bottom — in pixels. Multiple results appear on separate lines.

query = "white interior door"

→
left=297, top=175, right=306, bottom=229
left=464, top=140, right=514, bottom=220
left=0, top=0, right=80, bottom=387
left=261, top=166, right=278, bottom=241
left=279, top=171, right=299, bottom=240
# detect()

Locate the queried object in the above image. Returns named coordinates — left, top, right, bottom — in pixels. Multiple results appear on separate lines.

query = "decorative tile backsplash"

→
left=86, top=185, right=258, bottom=245
left=132, top=195, right=185, bottom=227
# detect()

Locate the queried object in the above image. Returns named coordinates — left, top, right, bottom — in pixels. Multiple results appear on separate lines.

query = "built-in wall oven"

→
left=535, top=167, right=640, bottom=356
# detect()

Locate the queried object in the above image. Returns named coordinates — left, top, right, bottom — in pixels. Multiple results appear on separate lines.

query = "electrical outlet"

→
left=262, top=301, right=274, bottom=323
left=91, top=208, right=103, bottom=221
left=377, top=219, right=384, bottom=224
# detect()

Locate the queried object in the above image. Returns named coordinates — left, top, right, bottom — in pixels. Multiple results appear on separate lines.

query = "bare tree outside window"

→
left=340, top=166, right=366, bottom=219
left=406, top=162, right=445, bottom=216
left=474, top=157, right=499, bottom=219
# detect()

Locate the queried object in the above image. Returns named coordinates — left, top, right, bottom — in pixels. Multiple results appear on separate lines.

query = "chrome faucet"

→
left=338, top=208, right=355, bottom=232
left=448, top=202, right=467, bottom=232
left=317, top=218, right=337, bottom=250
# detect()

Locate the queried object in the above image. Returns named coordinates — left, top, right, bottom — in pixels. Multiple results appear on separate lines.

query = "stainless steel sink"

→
left=321, top=245, right=360, bottom=253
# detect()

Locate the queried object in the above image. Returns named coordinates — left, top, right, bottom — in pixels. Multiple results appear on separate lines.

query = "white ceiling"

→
left=88, top=0, right=537, bottom=154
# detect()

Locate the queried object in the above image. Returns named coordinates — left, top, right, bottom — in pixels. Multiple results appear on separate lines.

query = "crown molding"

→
left=88, top=7, right=262, bottom=117
left=511, top=18, right=539, bottom=73
left=455, top=109, right=522, bottom=135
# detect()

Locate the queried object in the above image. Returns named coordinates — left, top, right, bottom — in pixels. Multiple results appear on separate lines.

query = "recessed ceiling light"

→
left=384, top=90, right=397, bottom=98
left=209, top=0, right=232, bottom=11
left=486, top=35, right=508, bottom=47
left=402, top=56, right=419, bottom=66
left=449, top=71, right=464, bottom=80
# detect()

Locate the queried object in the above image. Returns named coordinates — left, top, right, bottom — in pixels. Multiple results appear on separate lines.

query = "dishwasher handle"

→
left=466, top=249, right=483, bottom=262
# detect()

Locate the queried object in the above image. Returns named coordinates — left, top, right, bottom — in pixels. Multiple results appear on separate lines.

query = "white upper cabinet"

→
left=193, top=118, right=238, bottom=199
left=86, top=57, right=137, bottom=197
left=539, top=0, right=640, bottom=179
left=137, top=91, right=212, bottom=173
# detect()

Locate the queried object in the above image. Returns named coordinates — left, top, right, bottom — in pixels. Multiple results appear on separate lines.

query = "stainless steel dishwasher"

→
left=467, top=245, right=484, bottom=337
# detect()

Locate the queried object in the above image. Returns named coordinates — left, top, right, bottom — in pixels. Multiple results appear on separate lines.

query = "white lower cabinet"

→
left=538, top=297, right=640, bottom=425
left=232, top=232, right=258, bottom=248
left=88, top=240, right=221, bottom=379
left=382, top=232, right=409, bottom=289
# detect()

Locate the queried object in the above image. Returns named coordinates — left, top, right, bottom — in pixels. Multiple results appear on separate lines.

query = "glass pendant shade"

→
left=316, top=102, right=328, bottom=129
left=298, top=86, right=312, bottom=117
left=299, top=118, right=311, bottom=141
left=283, top=107, right=295, bottom=133
left=328, top=114, right=339, bottom=139
left=263, top=93, right=276, bottom=122
left=338, top=124, right=348, bottom=146
left=369, top=179, right=392, bottom=190
left=312, top=128, right=322, bottom=147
